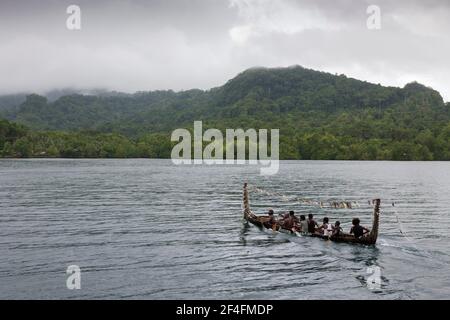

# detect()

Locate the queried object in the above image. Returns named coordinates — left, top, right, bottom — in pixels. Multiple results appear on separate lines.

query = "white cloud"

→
left=228, top=0, right=342, bottom=44
left=229, top=25, right=253, bottom=45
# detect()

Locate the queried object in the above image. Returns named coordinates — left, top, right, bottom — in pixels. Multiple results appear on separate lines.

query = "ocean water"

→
left=0, top=159, right=449, bottom=299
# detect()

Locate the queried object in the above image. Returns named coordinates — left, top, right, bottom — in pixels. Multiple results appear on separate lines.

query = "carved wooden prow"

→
left=367, top=199, right=381, bottom=245
left=243, top=183, right=250, bottom=218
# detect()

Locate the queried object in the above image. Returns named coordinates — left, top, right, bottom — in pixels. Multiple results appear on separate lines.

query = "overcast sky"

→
left=1, top=0, right=449, bottom=101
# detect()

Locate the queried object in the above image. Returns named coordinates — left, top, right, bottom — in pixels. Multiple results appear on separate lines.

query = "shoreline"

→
left=0, top=157, right=448, bottom=162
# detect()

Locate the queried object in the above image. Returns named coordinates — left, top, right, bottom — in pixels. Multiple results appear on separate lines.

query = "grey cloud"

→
left=0, top=0, right=449, bottom=100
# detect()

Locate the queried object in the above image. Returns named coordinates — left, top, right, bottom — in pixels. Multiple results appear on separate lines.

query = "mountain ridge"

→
left=0, top=65, right=446, bottom=110
left=1, top=66, right=450, bottom=160
left=1, top=66, right=446, bottom=132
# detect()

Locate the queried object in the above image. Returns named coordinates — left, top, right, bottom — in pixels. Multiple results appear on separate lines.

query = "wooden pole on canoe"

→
left=367, top=199, right=381, bottom=245
left=243, top=183, right=250, bottom=218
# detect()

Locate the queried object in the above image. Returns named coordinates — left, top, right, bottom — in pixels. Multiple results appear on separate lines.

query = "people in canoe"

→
left=259, top=209, right=370, bottom=240
left=271, top=212, right=370, bottom=239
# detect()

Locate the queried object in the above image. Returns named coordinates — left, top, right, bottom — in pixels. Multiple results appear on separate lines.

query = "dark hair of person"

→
left=289, top=211, right=295, bottom=216
left=323, top=217, right=329, bottom=223
left=300, top=215, right=306, bottom=221
left=308, top=213, right=313, bottom=219
left=268, top=209, right=274, bottom=215
left=352, top=218, right=360, bottom=226
left=335, top=221, right=340, bottom=226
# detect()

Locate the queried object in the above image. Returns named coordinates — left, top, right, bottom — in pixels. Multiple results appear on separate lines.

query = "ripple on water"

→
left=0, top=159, right=449, bottom=299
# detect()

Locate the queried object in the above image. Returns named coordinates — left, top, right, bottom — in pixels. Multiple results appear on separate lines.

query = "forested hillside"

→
left=1, top=66, right=450, bottom=160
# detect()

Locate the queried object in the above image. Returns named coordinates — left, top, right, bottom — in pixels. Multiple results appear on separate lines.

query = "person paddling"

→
left=350, top=218, right=370, bottom=238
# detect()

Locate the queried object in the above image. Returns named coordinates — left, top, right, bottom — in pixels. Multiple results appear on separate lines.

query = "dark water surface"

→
left=0, top=159, right=449, bottom=299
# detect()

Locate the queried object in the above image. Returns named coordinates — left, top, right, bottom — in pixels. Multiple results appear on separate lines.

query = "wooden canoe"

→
left=242, top=183, right=381, bottom=245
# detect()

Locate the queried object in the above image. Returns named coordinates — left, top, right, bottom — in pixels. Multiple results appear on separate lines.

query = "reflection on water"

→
left=0, top=159, right=450, bottom=299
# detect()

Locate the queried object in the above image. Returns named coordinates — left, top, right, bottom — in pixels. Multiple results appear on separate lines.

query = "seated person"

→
left=350, top=218, right=370, bottom=238
left=331, top=221, right=343, bottom=237
left=263, top=209, right=277, bottom=230
left=307, top=214, right=319, bottom=234
left=282, top=211, right=298, bottom=231
left=299, top=215, right=309, bottom=234
left=318, top=217, right=331, bottom=235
